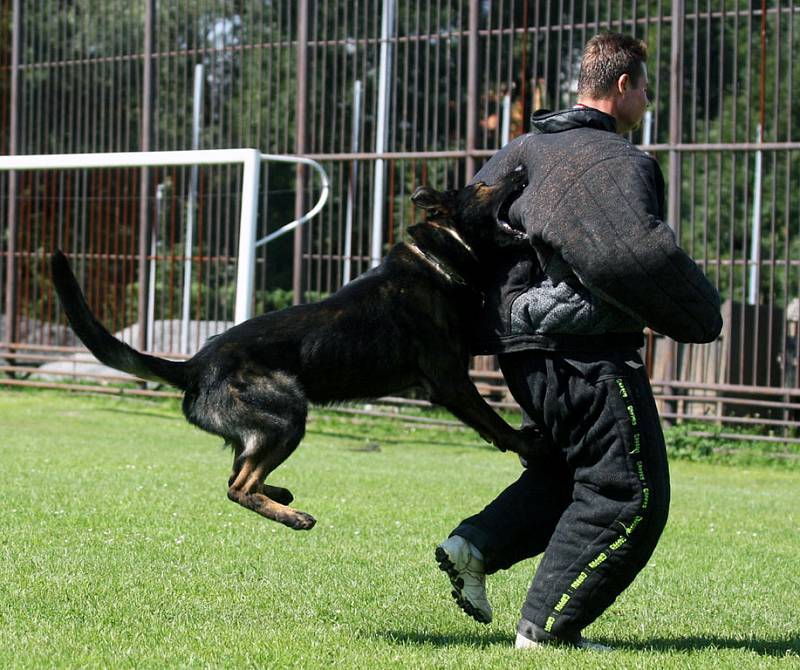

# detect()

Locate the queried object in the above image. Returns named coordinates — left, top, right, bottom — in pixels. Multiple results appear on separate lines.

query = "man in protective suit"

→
left=436, top=32, right=722, bottom=650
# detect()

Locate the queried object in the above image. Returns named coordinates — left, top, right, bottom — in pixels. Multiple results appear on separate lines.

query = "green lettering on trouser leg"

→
left=623, top=515, right=643, bottom=536
left=570, top=571, right=588, bottom=589
left=610, top=535, right=627, bottom=550
left=588, top=552, right=608, bottom=569
left=542, top=377, right=649, bottom=637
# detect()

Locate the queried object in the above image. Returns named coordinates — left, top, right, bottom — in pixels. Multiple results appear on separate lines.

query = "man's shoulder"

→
left=567, top=131, right=661, bottom=176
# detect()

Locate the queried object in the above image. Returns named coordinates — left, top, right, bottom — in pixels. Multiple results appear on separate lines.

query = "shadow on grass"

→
left=380, top=629, right=511, bottom=648
left=92, top=407, right=181, bottom=421
left=306, top=428, right=483, bottom=449
left=380, top=631, right=799, bottom=657
left=618, top=636, right=800, bottom=657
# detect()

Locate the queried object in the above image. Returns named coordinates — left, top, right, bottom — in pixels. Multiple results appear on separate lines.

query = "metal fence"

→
left=1, top=1, right=799, bottom=442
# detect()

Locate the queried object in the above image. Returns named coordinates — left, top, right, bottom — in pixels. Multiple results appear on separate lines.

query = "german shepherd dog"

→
left=51, top=170, right=541, bottom=531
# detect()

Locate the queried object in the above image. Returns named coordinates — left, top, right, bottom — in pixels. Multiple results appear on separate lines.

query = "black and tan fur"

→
left=51, top=171, right=542, bottom=530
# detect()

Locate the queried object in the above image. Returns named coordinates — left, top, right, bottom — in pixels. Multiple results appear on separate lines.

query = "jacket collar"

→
left=530, top=106, right=617, bottom=134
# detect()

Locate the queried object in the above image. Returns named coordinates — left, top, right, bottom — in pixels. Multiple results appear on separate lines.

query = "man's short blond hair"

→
left=577, top=32, right=648, bottom=99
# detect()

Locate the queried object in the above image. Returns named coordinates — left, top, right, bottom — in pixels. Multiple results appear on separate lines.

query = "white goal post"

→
left=0, top=149, right=329, bottom=325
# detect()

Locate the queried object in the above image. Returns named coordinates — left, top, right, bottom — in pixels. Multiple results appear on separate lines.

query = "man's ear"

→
left=617, top=72, right=631, bottom=95
left=411, top=186, right=445, bottom=212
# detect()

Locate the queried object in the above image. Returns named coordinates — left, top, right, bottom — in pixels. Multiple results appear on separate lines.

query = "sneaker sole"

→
left=434, top=546, right=491, bottom=624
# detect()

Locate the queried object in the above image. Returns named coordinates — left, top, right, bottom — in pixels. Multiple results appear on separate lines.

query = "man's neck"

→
left=576, top=98, right=614, bottom=115
left=575, top=98, right=623, bottom=134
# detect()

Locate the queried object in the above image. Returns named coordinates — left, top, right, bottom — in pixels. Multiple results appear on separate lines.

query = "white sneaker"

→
left=435, top=535, right=492, bottom=624
left=514, top=632, right=545, bottom=649
left=515, top=631, right=613, bottom=652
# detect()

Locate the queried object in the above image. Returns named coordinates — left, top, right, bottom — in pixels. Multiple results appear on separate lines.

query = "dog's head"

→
left=409, top=166, right=529, bottom=259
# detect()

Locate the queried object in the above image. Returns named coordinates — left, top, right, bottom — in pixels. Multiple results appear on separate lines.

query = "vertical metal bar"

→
left=501, top=93, right=511, bottom=145
left=532, top=0, right=540, bottom=112
left=312, top=5, right=323, bottom=297
left=344, top=79, right=362, bottom=285
left=453, top=1, right=463, bottom=182
left=480, top=0, right=492, bottom=150
left=520, top=2, right=528, bottom=123
left=226, top=0, right=238, bottom=322
left=466, top=0, right=478, bottom=179
left=399, top=0, right=410, bottom=152
left=293, top=0, right=308, bottom=303
left=566, top=0, right=575, bottom=106
left=443, top=0, right=454, bottom=155
left=555, top=0, right=564, bottom=107
left=748, top=129, right=763, bottom=306
left=181, top=64, right=203, bottom=353
left=432, top=1, right=442, bottom=154
left=667, top=1, right=684, bottom=234
left=234, top=150, right=261, bottom=324
left=782, top=0, right=794, bottom=396
left=137, top=0, right=156, bottom=351
left=3, top=0, right=21, bottom=350
left=750, top=0, right=767, bottom=386
left=147, top=184, right=161, bottom=352
left=766, top=2, right=779, bottom=391
left=661, top=0, right=683, bottom=413
left=370, top=0, right=395, bottom=267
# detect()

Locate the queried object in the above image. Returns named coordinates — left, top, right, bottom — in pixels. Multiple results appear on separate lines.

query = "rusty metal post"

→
left=667, top=1, right=684, bottom=233
left=465, top=0, right=479, bottom=180
left=3, top=0, right=21, bottom=352
left=137, top=0, right=156, bottom=350
left=293, top=0, right=309, bottom=305
left=662, top=0, right=684, bottom=421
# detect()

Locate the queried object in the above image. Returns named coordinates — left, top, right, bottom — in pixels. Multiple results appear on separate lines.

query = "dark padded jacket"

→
left=472, top=107, right=723, bottom=354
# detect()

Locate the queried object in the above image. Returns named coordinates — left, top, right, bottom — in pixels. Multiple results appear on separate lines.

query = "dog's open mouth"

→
left=496, top=171, right=527, bottom=234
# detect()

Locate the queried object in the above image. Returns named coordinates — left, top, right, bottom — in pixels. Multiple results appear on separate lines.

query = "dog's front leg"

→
left=429, top=375, right=549, bottom=461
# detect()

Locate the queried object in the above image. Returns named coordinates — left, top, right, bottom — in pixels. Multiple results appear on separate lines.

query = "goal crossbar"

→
left=0, top=148, right=329, bottom=324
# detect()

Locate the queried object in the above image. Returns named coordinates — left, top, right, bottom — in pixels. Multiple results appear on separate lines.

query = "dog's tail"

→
left=51, top=250, right=188, bottom=390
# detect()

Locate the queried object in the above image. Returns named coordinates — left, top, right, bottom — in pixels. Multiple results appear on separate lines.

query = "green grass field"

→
left=0, top=389, right=798, bottom=669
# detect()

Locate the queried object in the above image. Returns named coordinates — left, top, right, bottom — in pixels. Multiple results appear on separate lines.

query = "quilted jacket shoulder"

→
left=471, top=107, right=722, bottom=353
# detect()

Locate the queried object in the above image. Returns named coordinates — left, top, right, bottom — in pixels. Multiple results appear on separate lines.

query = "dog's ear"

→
left=411, top=186, right=443, bottom=210
left=411, top=186, right=454, bottom=219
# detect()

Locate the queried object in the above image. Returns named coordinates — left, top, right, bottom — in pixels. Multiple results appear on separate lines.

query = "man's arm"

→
left=516, top=153, right=722, bottom=343
left=471, top=134, right=533, bottom=186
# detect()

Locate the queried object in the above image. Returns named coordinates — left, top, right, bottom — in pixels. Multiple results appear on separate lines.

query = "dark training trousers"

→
left=453, top=349, right=670, bottom=640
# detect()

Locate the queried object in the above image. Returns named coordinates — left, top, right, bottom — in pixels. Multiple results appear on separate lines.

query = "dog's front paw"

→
left=507, top=425, right=552, bottom=462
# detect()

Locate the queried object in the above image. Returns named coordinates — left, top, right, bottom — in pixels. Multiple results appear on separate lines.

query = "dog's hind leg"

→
left=261, top=483, right=294, bottom=505
left=226, top=464, right=294, bottom=505
left=227, top=442, right=315, bottom=530
left=224, top=373, right=315, bottom=530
